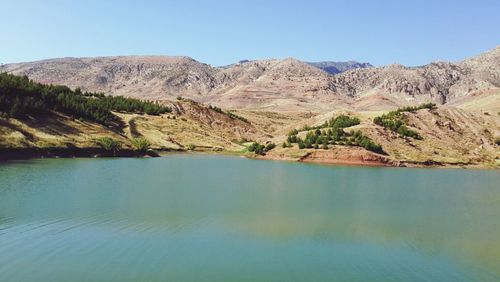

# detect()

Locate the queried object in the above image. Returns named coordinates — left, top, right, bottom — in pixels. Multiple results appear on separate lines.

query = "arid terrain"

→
left=1, top=47, right=499, bottom=167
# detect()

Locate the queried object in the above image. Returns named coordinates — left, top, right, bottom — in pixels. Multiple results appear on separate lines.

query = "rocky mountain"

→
left=330, top=46, right=500, bottom=109
left=1, top=46, right=498, bottom=111
left=307, top=61, right=373, bottom=74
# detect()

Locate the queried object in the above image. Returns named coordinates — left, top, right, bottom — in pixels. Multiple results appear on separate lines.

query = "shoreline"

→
left=0, top=147, right=161, bottom=161
left=1, top=147, right=497, bottom=169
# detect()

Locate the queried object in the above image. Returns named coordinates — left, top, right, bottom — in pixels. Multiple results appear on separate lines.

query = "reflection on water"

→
left=0, top=156, right=499, bottom=281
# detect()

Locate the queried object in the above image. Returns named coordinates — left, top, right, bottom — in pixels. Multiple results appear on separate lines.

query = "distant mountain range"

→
left=227, top=60, right=373, bottom=75
left=306, top=61, right=373, bottom=74
left=1, top=46, right=498, bottom=111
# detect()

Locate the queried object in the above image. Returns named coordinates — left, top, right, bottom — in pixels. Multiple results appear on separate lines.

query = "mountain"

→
left=1, top=47, right=499, bottom=111
left=307, top=61, right=373, bottom=74
left=330, top=46, right=500, bottom=110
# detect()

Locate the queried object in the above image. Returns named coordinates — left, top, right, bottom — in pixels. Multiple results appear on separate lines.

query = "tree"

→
left=298, top=140, right=305, bottom=149
left=322, top=138, right=329, bottom=149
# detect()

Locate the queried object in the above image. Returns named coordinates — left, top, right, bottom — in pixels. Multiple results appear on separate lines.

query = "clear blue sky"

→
left=1, top=0, right=498, bottom=66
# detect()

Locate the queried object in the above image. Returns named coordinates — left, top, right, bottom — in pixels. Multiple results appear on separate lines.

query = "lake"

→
left=0, top=155, right=499, bottom=281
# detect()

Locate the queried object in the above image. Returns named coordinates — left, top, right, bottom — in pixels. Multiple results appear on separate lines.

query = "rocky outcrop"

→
left=331, top=46, right=500, bottom=106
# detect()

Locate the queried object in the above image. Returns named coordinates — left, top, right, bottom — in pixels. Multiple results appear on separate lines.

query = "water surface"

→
left=0, top=155, right=499, bottom=281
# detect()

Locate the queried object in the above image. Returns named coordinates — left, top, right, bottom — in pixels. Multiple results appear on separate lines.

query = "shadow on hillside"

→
left=21, top=114, right=83, bottom=136
left=0, top=119, right=37, bottom=142
left=128, top=118, right=143, bottom=138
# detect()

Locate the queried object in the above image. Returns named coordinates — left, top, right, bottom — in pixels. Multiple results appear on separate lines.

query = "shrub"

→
left=248, top=142, right=265, bottom=154
left=132, top=137, right=151, bottom=153
left=95, top=137, right=122, bottom=152
left=304, top=139, right=313, bottom=149
left=287, top=134, right=298, bottom=143
left=298, top=140, right=305, bottom=149
left=265, top=143, right=276, bottom=151
left=322, top=138, right=329, bottom=149
left=248, top=142, right=276, bottom=155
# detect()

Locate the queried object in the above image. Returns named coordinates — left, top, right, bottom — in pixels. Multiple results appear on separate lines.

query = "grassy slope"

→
left=0, top=99, right=260, bottom=153
left=255, top=107, right=500, bottom=168
left=1, top=100, right=499, bottom=168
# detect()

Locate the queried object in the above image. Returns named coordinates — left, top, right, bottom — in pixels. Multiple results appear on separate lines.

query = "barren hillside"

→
left=335, top=46, right=500, bottom=110
left=2, top=47, right=498, bottom=111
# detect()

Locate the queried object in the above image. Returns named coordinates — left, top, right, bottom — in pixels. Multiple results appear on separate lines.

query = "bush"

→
left=287, top=134, right=298, bottom=143
left=304, top=139, right=313, bottom=149
left=298, top=140, right=305, bottom=149
left=322, top=138, right=329, bottom=149
left=95, top=137, right=122, bottom=153
left=265, top=143, right=276, bottom=151
left=186, top=144, right=196, bottom=151
left=248, top=142, right=275, bottom=155
left=248, top=142, right=265, bottom=154
left=132, top=137, right=151, bottom=153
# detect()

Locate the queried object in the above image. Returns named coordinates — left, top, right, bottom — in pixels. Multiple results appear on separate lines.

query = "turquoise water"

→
left=0, top=155, right=499, bottom=281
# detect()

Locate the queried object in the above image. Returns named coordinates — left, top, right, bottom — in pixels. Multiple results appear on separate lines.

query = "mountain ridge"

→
left=1, top=46, right=498, bottom=111
left=307, top=61, right=373, bottom=74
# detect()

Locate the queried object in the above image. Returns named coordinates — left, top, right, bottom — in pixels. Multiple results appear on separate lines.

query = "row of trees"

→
left=351, top=130, right=384, bottom=154
left=373, top=103, right=435, bottom=140
left=208, top=105, right=249, bottom=123
left=285, top=127, right=383, bottom=154
left=0, top=73, right=171, bottom=126
left=293, top=114, right=361, bottom=133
